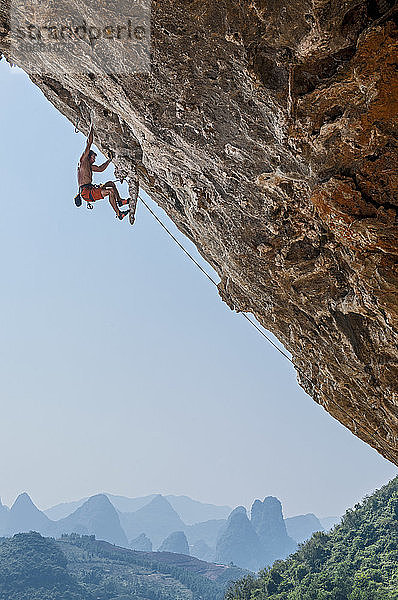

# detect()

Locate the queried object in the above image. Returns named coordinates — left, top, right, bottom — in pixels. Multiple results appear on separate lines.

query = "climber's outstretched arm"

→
left=80, top=124, right=94, bottom=161
left=92, top=158, right=112, bottom=172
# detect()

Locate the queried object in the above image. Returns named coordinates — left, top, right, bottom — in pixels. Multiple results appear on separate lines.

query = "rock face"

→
left=0, top=1, right=397, bottom=461
left=159, top=530, right=190, bottom=555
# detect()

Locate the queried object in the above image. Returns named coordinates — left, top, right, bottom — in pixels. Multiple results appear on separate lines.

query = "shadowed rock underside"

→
left=0, top=0, right=397, bottom=462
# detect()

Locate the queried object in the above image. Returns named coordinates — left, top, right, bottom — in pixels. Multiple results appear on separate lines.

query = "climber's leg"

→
left=100, top=186, right=126, bottom=218
left=101, top=181, right=129, bottom=206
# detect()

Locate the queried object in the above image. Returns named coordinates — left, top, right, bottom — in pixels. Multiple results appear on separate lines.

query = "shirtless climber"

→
left=77, top=124, right=130, bottom=220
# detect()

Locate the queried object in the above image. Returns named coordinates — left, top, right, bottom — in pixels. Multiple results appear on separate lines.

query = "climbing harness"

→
left=137, top=191, right=384, bottom=452
left=75, top=184, right=99, bottom=210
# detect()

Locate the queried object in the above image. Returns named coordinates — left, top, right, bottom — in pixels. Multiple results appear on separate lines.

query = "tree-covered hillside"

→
left=225, top=477, right=398, bottom=600
left=0, top=531, right=244, bottom=600
left=59, top=533, right=226, bottom=599
left=0, top=532, right=86, bottom=600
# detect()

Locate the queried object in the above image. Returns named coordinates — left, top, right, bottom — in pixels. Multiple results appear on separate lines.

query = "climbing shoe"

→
left=116, top=210, right=129, bottom=220
left=117, top=197, right=130, bottom=207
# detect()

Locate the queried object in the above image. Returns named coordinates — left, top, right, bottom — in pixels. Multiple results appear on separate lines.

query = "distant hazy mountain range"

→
left=45, top=493, right=232, bottom=524
left=120, top=494, right=186, bottom=548
left=216, top=497, right=299, bottom=571
left=285, top=513, right=328, bottom=543
left=56, top=494, right=128, bottom=547
left=0, top=491, right=338, bottom=572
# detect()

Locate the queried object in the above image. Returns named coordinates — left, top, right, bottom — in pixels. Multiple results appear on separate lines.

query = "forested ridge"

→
left=0, top=533, right=86, bottom=600
left=225, top=477, right=398, bottom=600
left=0, top=531, right=229, bottom=600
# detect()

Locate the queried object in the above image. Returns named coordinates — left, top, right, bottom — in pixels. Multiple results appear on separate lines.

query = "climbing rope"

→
left=70, top=122, right=385, bottom=450
left=139, top=193, right=294, bottom=364
left=139, top=192, right=308, bottom=368
left=137, top=192, right=386, bottom=452
left=138, top=194, right=218, bottom=287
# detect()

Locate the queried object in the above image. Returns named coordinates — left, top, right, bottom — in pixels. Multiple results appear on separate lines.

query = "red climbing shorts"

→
left=80, top=184, right=104, bottom=203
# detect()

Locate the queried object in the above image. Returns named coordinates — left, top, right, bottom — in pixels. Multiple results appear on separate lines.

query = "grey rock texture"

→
left=0, top=1, right=397, bottom=461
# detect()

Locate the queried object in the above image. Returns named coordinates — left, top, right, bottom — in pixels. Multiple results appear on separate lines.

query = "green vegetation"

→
left=59, top=533, right=226, bottom=600
left=225, top=477, right=398, bottom=600
left=0, top=532, right=86, bottom=599
left=0, top=531, right=230, bottom=600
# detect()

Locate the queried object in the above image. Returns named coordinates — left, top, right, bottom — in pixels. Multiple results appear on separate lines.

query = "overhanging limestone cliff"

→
left=1, top=1, right=397, bottom=462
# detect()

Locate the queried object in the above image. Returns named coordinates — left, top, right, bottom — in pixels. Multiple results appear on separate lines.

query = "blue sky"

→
left=0, top=59, right=396, bottom=518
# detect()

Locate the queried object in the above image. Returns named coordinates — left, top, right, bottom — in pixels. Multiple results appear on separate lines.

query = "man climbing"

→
left=77, top=124, right=130, bottom=220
